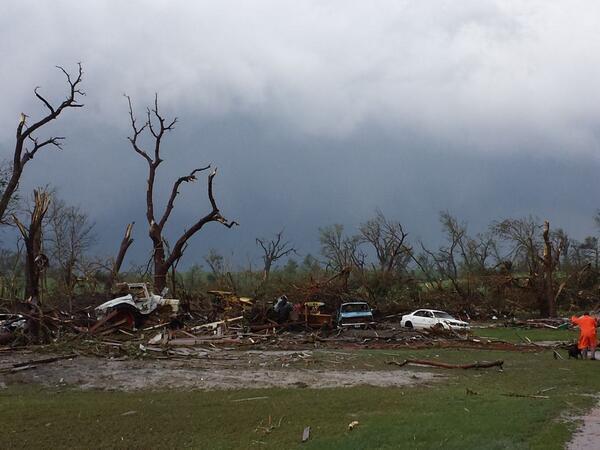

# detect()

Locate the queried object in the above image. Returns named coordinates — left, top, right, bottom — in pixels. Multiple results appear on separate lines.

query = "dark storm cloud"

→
left=1, top=1, right=600, bottom=267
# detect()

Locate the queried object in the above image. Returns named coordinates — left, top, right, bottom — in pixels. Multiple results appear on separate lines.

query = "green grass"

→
left=471, top=326, right=577, bottom=343
left=1, top=348, right=599, bottom=449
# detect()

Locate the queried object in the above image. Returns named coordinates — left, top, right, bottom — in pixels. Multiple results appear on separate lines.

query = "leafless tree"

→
left=204, top=248, right=226, bottom=282
left=0, top=65, right=84, bottom=224
left=578, top=236, right=599, bottom=270
left=319, top=224, right=364, bottom=272
left=13, top=189, right=51, bottom=303
left=0, top=241, right=24, bottom=300
left=420, top=238, right=463, bottom=299
left=417, top=212, right=497, bottom=300
left=125, top=94, right=237, bottom=292
left=256, top=230, right=296, bottom=280
left=359, top=210, right=410, bottom=274
left=492, top=216, right=541, bottom=275
left=47, top=198, right=96, bottom=308
left=492, top=217, right=562, bottom=316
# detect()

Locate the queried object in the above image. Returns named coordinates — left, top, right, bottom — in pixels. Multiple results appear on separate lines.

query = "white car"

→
left=400, top=309, right=470, bottom=331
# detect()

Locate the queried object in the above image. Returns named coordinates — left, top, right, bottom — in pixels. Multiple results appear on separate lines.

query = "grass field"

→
left=471, top=326, right=577, bottom=343
left=1, top=344, right=599, bottom=449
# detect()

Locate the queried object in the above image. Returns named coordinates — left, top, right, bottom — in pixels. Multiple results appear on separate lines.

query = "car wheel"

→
left=405, top=321, right=413, bottom=329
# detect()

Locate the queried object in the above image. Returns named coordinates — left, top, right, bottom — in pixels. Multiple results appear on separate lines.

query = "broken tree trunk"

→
left=13, top=189, right=51, bottom=304
left=107, top=222, right=134, bottom=292
left=542, top=220, right=557, bottom=318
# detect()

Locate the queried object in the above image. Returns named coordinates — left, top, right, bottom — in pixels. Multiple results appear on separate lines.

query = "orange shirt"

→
left=571, top=315, right=597, bottom=337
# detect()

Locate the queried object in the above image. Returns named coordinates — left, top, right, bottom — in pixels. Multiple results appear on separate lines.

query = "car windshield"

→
left=433, top=311, right=454, bottom=319
left=342, top=303, right=369, bottom=313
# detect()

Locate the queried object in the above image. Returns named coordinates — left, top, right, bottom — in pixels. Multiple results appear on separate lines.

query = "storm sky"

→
left=2, top=1, right=600, bottom=269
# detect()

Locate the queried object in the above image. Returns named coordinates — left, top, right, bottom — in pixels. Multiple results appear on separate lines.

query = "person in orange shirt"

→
left=571, top=312, right=598, bottom=360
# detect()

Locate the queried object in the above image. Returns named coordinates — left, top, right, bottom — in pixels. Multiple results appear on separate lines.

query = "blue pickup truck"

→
left=336, top=301, right=376, bottom=329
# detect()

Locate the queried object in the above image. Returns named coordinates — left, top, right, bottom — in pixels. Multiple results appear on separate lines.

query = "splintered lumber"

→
left=387, top=359, right=503, bottom=369
left=302, top=426, right=311, bottom=443
left=190, top=316, right=243, bottom=332
left=167, top=337, right=243, bottom=346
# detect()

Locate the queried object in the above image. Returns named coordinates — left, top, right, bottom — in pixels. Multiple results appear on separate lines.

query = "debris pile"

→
left=0, top=282, right=576, bottom=359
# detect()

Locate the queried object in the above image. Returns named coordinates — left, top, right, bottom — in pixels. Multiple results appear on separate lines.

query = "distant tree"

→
left=125, top=95, right=237, bottom=292
left=359, top=210, right=410, bottom=274
left=301, top=254, right=321, bottom=274
left=0, top=64, right=84, bottom=224
left=282, top=258, right=299, bottom=278
left=47, top=197, right=96, bottom=307
left=492, top=216, right=541, bottom=275
left=420, top=212, right=469, bottom=299
left=319, top=224, right=364, bottom=272
left=204, top=248, right=226, bottom=283
left=492, top=217, right=563, bottom=317
left=0, top=242, right=24, bottom=299
left=256, top=230, right=296, bottom=280
left=579, top=236, right=599, bottom=270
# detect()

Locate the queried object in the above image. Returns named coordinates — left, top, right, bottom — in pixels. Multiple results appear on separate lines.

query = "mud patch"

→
left=0, top=351, right=441, bottom=391
left=568, top=402, right=600, bottom=449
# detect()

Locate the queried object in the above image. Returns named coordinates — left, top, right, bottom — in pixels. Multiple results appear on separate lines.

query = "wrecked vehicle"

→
left=303, top=301, right=333, bottom=329
left=270, top=295, right=293, bottom=323
left=401, top=309, right=470, bottom=331
left=0, top=313, right=26, bottom=343
left=0, top=313, right=26, bottom=333
left=207, top=290, right=253, bottom=321
left=336, top=301, right=376, bottom=329
left=93, top=283, right=179, bottom=331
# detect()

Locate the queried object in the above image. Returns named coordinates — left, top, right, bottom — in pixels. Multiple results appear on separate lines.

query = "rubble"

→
left=0, top=284, right=578, bottom=363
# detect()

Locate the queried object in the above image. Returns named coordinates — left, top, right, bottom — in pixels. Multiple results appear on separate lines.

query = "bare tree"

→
left=0, top=241, right=24, bottom=300
left=13, top=189, right=51, bottom=303
left=492, top=216, right=541, bottom=276
left=256, top=230, right=296, bottom=280
left=47, top=198, right=96, bottom=309
left=578, top=236, right=599, bottom=270
left=0, top=65, right=84, bottom=224
left=492, top=217, right=562, bottom=316
left=126, top=95, right=237, bottom=292
left=420, top=233, right=464, bottom=299
left=319, top=224, right=364, bottom=272
left=204, top=248, right=226, bottom=283
left=359, top=210, right=409, bottom=274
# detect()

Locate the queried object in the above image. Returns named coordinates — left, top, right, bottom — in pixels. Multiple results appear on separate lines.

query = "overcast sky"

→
left=2, top=1, right=600, bottom=269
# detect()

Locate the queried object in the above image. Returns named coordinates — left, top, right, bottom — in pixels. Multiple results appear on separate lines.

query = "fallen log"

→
left=387, top=358, right=503, bottom=369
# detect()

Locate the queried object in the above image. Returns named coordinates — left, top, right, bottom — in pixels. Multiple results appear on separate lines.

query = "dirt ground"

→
left=0, top=350, right=440, bottom=391
left=568, top=402, right=600, bottom=449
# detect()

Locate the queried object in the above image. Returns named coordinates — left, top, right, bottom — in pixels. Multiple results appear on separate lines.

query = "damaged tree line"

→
left=0, top=64, right=599, bottom=345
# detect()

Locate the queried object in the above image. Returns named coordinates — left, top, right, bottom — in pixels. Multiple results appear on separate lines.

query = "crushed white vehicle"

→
left=400, top=309, right=470, bottom=331
left=93, top=283, right=179, bottom=331
left=0, top=313, right=26, bottom=333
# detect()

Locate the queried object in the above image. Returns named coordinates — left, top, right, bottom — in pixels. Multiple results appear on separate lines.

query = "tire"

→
left=405, top=321, right=413, bottom=329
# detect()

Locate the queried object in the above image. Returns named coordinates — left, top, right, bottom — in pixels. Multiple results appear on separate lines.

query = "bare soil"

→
left=0, top=350, right=440, bottom=391
left=568, top=402, right=600, bottom=449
